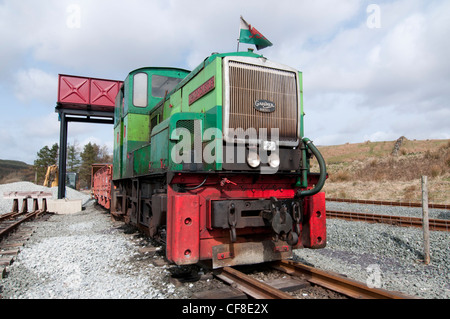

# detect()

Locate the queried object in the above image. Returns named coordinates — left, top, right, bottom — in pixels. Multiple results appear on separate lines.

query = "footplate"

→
left=212, top=240, right=292, bottom=268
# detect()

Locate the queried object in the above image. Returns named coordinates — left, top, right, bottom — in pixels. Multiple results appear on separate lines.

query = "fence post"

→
left=421, top=176, right=430, bottom=264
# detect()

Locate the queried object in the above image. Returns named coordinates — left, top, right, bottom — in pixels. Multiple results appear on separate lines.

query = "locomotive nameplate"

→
left=189, top=76, right=215, bottom=105
left=254, top=99, right=276, bottom=113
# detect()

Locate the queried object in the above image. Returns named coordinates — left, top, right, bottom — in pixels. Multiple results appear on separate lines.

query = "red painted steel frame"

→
left=92, top=164, right=113, bottom=209
left=166, top=173, right=326, bottom=266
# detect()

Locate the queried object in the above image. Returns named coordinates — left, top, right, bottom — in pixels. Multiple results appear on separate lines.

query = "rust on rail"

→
left=214, top=266, right=294, bottom=299
left=0, top=210, right=41, bottom=240
left=273, top=260, right=414, bottom=299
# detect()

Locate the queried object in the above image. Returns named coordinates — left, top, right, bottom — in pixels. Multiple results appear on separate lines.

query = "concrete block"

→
left=46, top=199, right=82, bottom=214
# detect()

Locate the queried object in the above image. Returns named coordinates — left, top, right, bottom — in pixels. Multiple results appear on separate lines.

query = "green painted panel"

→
left=150, top=119, right=170, bottom=172
left=164, top=88, right=182, bottom=119
left=122, top=113, right=150, bottom=178
left=133, top=144, right=151, bottom=176
left=181, top=58, right=222, bottom=114
left=114, top=87, right=123, bottom=128
left=113, top=122, right=123, bottom=180
left=125, top=113, right=149, bottom=145
left=203, top=105, right=223, bottom=171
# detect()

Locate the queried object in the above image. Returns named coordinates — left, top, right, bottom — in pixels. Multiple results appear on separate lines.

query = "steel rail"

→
left=326, top=197, right=449, bottom=210
left=327, top=210, right=449, bottom=232
left=214, top=266, right=294, bottom=299
left=0, top=210, right=41, bottom=240
left=0, top=211, right=28, bottom=223
left=272, top=260, right=413, bottom=299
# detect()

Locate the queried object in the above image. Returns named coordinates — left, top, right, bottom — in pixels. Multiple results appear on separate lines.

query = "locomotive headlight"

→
left=268, top=152, right=280, bottom=168
left=247, top=151, right=261, bottom=168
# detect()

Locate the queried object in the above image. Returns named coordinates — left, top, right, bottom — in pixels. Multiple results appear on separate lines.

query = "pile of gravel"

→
left=0, top=182, right=91, bottom=215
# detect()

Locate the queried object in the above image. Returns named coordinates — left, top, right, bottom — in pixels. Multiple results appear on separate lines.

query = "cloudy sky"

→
left=1, top=0, right=449, bottom=164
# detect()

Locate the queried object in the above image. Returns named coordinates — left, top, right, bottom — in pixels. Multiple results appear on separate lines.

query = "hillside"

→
left=0, top=159, right=35, bottom=184
left=313, top=138, right=450, bottom=204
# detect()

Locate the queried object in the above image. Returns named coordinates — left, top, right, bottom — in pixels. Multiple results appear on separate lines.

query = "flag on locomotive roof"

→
left=239, top=16, right=273, bottom=50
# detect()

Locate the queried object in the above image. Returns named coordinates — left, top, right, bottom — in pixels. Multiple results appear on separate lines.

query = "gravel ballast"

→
left=1, top=201, right=180, bottom=299
left=295, top=202, right=449, bottom=299
left=1, top=182, right=448, bottom=299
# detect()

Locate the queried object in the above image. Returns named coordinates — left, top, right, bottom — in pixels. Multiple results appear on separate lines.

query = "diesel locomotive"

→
left=106, top=50, right=327, bottom=268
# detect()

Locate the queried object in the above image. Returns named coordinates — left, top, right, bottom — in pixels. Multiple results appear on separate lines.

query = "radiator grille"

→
left=227, top=61, right=299, bottom=143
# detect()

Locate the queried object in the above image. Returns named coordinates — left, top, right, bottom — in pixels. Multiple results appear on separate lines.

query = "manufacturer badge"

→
left=254, top=99, right=276, bottom=113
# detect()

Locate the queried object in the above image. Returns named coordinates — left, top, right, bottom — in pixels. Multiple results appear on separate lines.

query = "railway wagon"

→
left=100, top=50, right=327, bottom=268
left=92, top=164, right=113, bottom=210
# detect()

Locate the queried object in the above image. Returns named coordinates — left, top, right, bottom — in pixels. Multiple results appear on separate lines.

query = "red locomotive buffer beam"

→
left=166, top=173, right=327, bottom=268
left=57, top=74, right=123, bottom=111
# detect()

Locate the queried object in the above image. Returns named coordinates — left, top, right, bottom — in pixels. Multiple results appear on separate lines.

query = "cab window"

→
left=152, top=75, right=183, bottom=98
left=133, top=72, right=148, bottom=107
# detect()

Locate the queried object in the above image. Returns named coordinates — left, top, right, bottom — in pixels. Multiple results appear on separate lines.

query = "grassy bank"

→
left=312, top=138, right=450, bottom=204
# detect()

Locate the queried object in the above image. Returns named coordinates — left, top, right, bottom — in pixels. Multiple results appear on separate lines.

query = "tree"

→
left=67, top=142, right=81, bottom=173
left=33, top=143, right=59, bottom=185
left=78, top=142, right=97, bottom=189
left=97, top=144, right=113, bottom=163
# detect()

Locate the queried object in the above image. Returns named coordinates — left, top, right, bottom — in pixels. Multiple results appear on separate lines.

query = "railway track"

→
left=327, top=197, right=450, bottom=210
left=0, top=210, right=44, bottom=240
left=327, top=210, right=450, bottom=232
left=1, top=191, right=53, bottom=279
left=212, top=260, right=413, bottom=299
left=272, top=260, right=411, bottom=299
left=0, top=209, right=52, bottom=279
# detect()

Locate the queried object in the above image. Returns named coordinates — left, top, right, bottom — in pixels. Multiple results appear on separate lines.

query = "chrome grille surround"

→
left=223, top=56, right=301, bottom=147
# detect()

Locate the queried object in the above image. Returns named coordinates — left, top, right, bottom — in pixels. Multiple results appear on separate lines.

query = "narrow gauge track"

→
left=0, top=210, right=43, bottom=279
left=213, top=260, right=413, bottom=299
left=0, top=210, right=44, bottom=240
left=327, top=197, right=450, bottom=210
left=1, top=192, right=52, bottom=280
left=272, top=260, right=412, bottom=299
left=215, top=266, right=295, bottom=299
left=1, top=191, right=52, bottom=240
left=327, top=210, right=449, bottom=232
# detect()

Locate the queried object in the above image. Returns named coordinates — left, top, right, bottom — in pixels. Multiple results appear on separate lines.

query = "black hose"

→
left=297, top=138, right=327, bottom=198
left=180, top=177, right=208, bottom=190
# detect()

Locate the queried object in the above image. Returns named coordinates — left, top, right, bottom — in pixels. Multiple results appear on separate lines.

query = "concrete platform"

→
left=46, top=199, right=82, bottom=214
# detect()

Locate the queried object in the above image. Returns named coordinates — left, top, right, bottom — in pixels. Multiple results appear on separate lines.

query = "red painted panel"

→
left=166, top=192, right=200, bottom=265
left=57, top=74, right=123, bottom=111
left=302, top=192, right=327, bottom=248
left=58, top=75, right=90, bottom=105
left=90, top=79, right=121, bottom=107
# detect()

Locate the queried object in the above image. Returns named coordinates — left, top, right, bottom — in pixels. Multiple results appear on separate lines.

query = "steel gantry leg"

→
left=57, top=111, right=68, bottom=199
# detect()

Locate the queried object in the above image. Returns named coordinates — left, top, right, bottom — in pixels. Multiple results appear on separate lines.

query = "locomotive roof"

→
left=127, top=51, right=265, bottom=108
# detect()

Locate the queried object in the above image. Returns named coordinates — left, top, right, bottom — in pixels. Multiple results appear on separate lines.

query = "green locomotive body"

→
left=111, top=51, right=327, bottom=268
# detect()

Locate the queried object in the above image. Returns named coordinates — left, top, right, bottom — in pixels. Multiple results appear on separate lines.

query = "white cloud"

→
left=0, top=0, right=449, bottom=163
left=14, top=68, right=58, bottom=103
